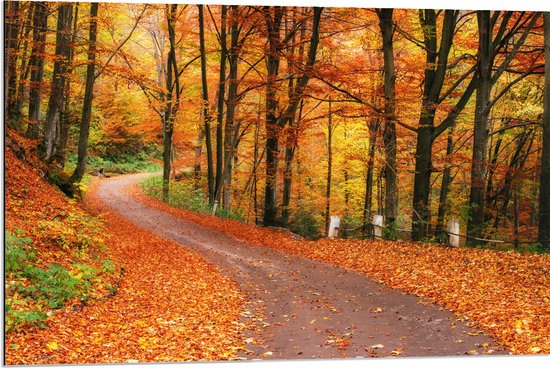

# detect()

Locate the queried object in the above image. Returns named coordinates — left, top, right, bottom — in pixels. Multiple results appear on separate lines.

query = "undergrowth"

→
left=4, top=230, right=117, bottom=333
left=65, top=153, right=161, bottom=175
left=141, top=176, right=245, bottom=222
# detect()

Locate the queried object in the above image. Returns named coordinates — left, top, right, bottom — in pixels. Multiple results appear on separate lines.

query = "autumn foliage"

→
left=135, top=183, right=550, bottom=355
left=4, top=133, right=246, bottom=364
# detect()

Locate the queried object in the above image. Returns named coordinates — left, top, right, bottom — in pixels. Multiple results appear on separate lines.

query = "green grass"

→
left=65, top=154, right=161, bottom=175
left=141, top=176, right=245, bottom=222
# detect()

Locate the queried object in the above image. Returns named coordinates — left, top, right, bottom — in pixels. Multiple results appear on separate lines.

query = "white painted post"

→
left=211, top=200, right=218, bottom=215
left=373, top=215, right=384, bottom=239
left=447, top=220, right=460, bottom=247
left=328, top=216, right=341, bottom=238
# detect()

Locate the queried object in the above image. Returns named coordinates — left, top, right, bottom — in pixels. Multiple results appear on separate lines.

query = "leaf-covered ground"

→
left=134, top=183, right=550, bottom=355
left=4, top=139, right=247, bottom=364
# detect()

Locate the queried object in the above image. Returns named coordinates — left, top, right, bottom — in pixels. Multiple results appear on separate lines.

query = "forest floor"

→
left=89, top=174, right=515, bottom=359
left=129, top=174, right=550, bottom=356
left=4, top=138, right=246, bottom=364
left=5, top=135, right=549, bottom=362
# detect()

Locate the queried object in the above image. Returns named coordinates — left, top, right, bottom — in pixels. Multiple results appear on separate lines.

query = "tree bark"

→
left=363, top=121, right=379, bottom=233
left=71, top=3, right=98, bottom=183
left=214, top=5, right=228, bottom=206
left=539, top=12, right=550, bottom=248
left=14, top=2, right=34, bottom=126
left=160, top=4, right=181, bottom=200
left=43, top=3, right=73, bottom=163
left=198, top=4, right=215, bottom=204
left=376, top=8, right=398, bottom=228
left=435, top=126, right=455, bottom=241
left=5, top=0, right=20, bottom=126
left=325, top=99, right=334, bottom=235
left=411, top=10, right=459, bottom=241
left=467, top=11, right=493, bottom=247
left=27, top=1, right=48, bottom=138
left=222, top=5, right=239, bottom=212
left=263, top=6, right=284, bottom=226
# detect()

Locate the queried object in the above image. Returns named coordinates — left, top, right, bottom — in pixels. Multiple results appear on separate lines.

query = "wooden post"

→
left=447, top=220, right=460, bottom=247
left=373, top=215, right=384, bottom=239
left=328, top=216, right=340, bottom=238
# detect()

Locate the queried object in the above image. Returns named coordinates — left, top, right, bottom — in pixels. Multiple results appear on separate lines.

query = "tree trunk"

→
left=5, top=0, right=20, bottom=126
left=160, top=4, right=180, bottom=200
left=377, top=8, right=398, bottom=228
left=325, top=99, right=334, bottom=235
left=198, top=4, right=215, bottom=204
left=43, top=3, right=73, bottom=163
left=263, top=6, right=284, bottom=226
left=71, top=2, right=98, bottom=183
left=54, top=3, right=79, bottom=167
left=214, top=5, right=228, bottom=206
left=435, top=127, right=455, bottom=242
left=363, top=122, right=379, bottom=233
left=411, top=10, right=459, bottom=241
left=14, top=2, right=34, bottom=127
left=467, top=11, right=493, bottom=247
left=222, top=5, right=240, bottom=212
left=539, top=12, right=550, bottom=249
left=26, top=1, right=48, bottom=138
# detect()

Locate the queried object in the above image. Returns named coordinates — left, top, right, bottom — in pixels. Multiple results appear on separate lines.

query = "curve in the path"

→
left=96, top=174, right=506, bottom=360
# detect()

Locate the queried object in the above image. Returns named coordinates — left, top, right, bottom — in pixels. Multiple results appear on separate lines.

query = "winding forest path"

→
left=95, top=174, right=504, bottom=359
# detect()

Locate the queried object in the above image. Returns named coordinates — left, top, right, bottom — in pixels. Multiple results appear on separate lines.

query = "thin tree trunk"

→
left=71, top=3, right=98, bottom=183
left=435, top=126, right=455, bottom=241
left=214, top=5, right=228, bottom=206
left=263, top=6, right=284, bottom=226
left=54, top=3, right=79, bottom=167
left=363, top=122, right=379, bottom=234
left=325, top=99, right=333, bottom=235
left=198, top=4, right=215, bottom=204
left=27, top=1, right=48, bottom=138
left=43, top=3, right=73, bottom=163
left=5, top=0, right=20, bottom=126
left=539, top=12, right=550, bottom=248
left=467, top=11, right=493, bottom=247
left=14, top=2, right=34, bottom=126
left=160, top=4, right=181, bottom=200
left=222, top=5, right=239, bottom=212
left=377, top=8, right=398, bottom=228
left=411, top=10, right=459, bottom=241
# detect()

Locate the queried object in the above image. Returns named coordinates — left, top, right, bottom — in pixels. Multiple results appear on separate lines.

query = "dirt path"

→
left=96, top=174, right=505, bottom=359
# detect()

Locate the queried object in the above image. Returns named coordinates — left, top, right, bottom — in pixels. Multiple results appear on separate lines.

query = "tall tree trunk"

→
left=539, top=12, right=550, bottom=249
left=363, top=121, right=379, bottom=233
left=222, top=5, right=239, bottom=212
left=43, top=3, right=73, bottom=163
left=325, top=99, right=334, bottom=235
left=467, top=11, right=493, bottom=247
left=435, top=126, right=455, bottom=241
left=411, top=10, right=459, bottom=241
left=5, top=0, right=20, bottom=126
left=14, top=2, right=34, bottom=127
left=377, top=8, right=398, bottom=227
left=54, top=3, right=79, bottom=167
left=26, top=1, right=48, bottom=138
left=160, top=4, right=181, bottom=200
left=263, top=6, right=284, bottom=226
left=198, top=4, right=215, bottom=204
left=214, top=5, right=228, bottom=206
left=281, top=13, right=306, bottom=226
left=71, top=2, right=98, bottom=183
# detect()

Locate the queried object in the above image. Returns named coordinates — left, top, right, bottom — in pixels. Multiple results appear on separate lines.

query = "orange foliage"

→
left=134, top=185, right=550, bottom=355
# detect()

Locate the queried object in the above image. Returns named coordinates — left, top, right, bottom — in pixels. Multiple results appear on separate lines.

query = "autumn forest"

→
left=4, top=0, right=550, bottom=364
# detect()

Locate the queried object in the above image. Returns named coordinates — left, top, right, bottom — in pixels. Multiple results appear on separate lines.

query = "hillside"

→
left=4, top=132, right=246, bottom=364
